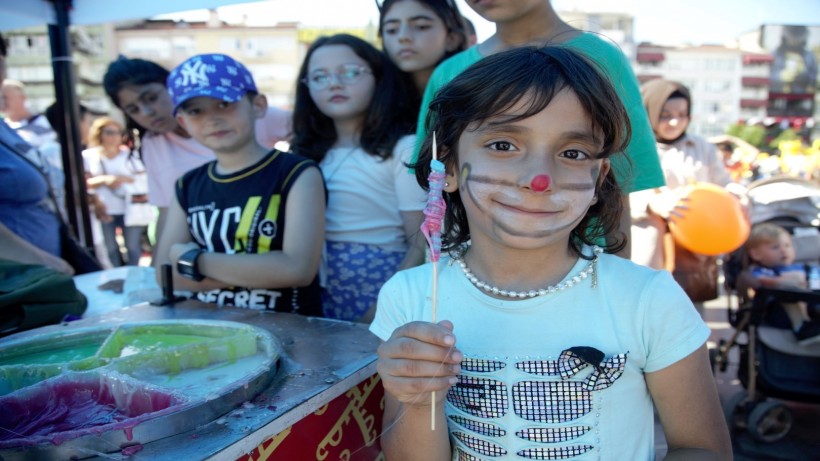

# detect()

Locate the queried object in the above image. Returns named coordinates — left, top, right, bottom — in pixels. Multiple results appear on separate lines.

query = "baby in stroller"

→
left=715, top=176, right=820, bottom=443
left=737, top=222, right=820, bottom=346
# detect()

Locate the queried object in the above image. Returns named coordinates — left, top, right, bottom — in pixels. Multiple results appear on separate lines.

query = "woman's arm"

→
left=646, top=345, right=732, bottom=460
left=0, top=222, right=74, bottom=275
left=86, top=174, right=133, bottom=190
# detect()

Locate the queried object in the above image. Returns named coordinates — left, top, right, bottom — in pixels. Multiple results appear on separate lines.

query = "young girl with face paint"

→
left=371, top=47, right=731, bottom=461
left=413, top=0, right=668, bottom=258
left=291, top=34, right=427, bottom=322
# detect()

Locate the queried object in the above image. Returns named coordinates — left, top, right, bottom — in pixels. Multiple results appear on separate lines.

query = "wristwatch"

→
left=177, top=248, right=205, bottom=281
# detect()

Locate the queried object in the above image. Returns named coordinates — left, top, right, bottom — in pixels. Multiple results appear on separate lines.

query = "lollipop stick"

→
left=431, top=132, right=438, bottom=431
left=421, top=132, right=446, bottom=431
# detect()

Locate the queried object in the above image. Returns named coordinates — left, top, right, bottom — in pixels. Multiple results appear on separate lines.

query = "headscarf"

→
left=640, top=79, right=691, bottom=142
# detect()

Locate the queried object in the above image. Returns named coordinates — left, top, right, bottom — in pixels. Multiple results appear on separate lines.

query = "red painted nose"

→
left=530, top=174, right=550, bottom=192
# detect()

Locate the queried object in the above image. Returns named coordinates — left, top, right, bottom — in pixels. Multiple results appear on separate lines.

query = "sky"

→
left=154, top=0, right=820, bottom=47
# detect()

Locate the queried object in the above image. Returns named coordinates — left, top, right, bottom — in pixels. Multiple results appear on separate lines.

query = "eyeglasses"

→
left=302, top=64, right=372, bottom=90
left=102, top=128, right=124, bottom=136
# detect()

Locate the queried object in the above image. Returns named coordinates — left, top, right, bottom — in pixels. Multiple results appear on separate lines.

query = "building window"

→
left=247, top=64, right=296, bottom=83
left=220, top=37, right=242, bottom=53
left=171, top=36, right=196, bottom=57
left=704, top=80, right=731, bottom=92
left=8, top=34, right=50, bottom=57
left=7, top=65, right=53, bottom=82
left=704, top=58, right=736, bottom=71
left=243, top=37, right=296, bottom=58
left=121, top=37, right=171, bottom=60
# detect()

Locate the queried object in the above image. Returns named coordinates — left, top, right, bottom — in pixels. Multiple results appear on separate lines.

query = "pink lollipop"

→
left=420, top=136, right=447, bottom=262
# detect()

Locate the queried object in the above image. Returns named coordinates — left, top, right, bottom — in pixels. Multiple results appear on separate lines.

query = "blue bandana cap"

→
left=167, top=53, right=257, bottom=114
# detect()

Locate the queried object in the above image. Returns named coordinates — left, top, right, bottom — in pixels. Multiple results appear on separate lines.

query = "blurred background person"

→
left=1, top=79, right=57, bottom=148
left=631, top=79, right=739, bottom=314
left=43, top=99, right=114, bottom=269
left=83, top=117, right=150, bottom=266
left=44, top=101, right=99, bottom=150
left=0, top=32, right=74, bottom=274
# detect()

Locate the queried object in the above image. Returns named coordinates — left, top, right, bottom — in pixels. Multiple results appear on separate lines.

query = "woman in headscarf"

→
left=631, top=79, right=737, bottom=314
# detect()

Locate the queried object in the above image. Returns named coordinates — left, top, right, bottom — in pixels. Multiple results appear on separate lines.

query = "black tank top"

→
left=176, top=150, right=323, bottom=315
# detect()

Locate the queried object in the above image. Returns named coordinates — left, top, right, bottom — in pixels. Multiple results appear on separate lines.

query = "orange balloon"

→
left=668, top=183, right=750, bottom=256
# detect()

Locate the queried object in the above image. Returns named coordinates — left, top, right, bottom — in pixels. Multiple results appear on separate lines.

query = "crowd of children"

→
left=7, top=1, right=820, bottom=458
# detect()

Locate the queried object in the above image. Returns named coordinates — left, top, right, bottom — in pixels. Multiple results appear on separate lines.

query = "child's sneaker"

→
left=795, top=321, right=820, bottom=347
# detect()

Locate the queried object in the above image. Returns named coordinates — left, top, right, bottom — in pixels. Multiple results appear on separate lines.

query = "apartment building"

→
left=2, top=24, right=113, bottom=114
left=2, top=11, right=374, bottom=116
left=118, top=17, right=302, bottom=109
left=635, top=43, right=773, bottom=136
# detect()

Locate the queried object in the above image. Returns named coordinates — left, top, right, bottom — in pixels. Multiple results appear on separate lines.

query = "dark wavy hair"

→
left=291, top=34, right=415, bottom=163
left=376, top=0, right=467, bottom=121
left=102, top=56, right=170, bottom=141
left=413, top=46, right=632, bottom=256
left=377, top=0, right=467, bottom=63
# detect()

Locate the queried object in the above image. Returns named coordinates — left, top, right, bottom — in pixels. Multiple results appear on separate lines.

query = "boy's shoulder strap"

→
left=282, top=158, right=315, bottom=191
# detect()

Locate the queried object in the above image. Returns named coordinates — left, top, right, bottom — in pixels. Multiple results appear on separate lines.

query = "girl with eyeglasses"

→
left=82, top=117, right=151, bottom=266
left=377, top=0, right=467, bottom=119
left=291, top=34, right=425, bottom=322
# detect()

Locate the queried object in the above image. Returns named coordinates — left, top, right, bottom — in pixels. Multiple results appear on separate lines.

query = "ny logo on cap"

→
left=179, top=60, right=210, bottom=87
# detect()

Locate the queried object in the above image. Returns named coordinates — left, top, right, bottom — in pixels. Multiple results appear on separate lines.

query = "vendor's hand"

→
left=377, top=320, right=462, bottom=408
left=169, top=242, right=201, bottom=264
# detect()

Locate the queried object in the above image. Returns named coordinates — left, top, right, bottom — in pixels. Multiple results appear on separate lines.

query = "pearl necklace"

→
left=454, top=246, right=603, bottom=299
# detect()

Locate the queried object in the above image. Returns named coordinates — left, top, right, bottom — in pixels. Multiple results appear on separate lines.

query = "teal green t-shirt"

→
left=415, top=33, right=665, bottom=193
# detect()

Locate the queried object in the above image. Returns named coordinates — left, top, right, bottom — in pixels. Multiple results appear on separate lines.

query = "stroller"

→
left=713, top=175, right=820, bottom=443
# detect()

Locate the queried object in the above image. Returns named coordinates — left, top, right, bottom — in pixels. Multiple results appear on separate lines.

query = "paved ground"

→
left=655, top=293, right=820, bottom=460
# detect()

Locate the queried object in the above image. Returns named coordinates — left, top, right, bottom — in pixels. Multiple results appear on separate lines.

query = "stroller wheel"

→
left=746, top=400, right=793, bottom=443
left=723, top=390, right=751, bottom=431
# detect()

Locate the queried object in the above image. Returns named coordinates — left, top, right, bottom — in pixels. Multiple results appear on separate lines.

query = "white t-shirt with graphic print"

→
left=371, top=248, right=709, bottom=461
